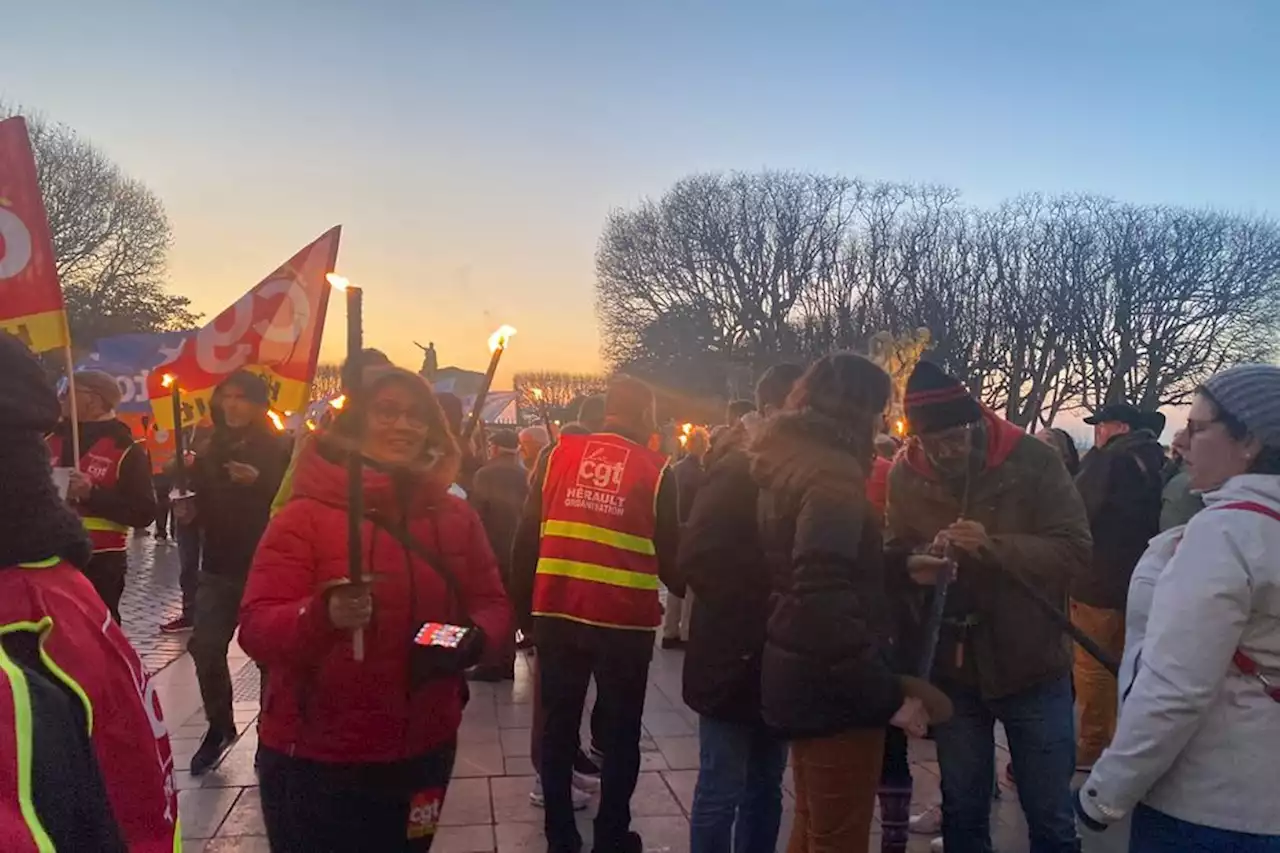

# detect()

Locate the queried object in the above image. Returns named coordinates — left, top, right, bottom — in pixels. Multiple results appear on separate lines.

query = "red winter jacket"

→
left=239, top=442, right=513, bottom=764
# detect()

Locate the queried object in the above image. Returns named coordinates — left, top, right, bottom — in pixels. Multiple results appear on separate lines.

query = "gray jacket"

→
left=1081, top=475, right=1280, bottom=835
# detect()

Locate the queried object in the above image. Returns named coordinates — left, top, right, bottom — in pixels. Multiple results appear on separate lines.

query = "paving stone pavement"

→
left=120, top=532, right=191, bottom=672
left=158, top=643, right=1038, bottom=853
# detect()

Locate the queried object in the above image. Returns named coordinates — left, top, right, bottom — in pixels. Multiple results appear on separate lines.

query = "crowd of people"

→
left=3, top=323, right=1279, bottom=853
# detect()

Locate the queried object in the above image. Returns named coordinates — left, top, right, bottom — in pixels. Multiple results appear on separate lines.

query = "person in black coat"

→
left=187, top=371, right=290, bottom=775
left=1072, top=402, right=1167, bottom=769
left=679, top=362, right=803, bottom=853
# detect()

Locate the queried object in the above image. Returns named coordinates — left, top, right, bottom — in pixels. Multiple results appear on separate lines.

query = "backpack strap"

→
left=1209, top=501, right=1280, bottom=703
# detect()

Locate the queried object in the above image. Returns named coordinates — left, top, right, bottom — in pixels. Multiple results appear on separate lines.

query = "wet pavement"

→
left=133, top=540, right=1039, bottom=852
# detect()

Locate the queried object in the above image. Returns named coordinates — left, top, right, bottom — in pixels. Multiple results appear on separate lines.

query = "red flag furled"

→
left=147, top=227, right=341, bottom=430
left=0, top=116, right=69, bottom=352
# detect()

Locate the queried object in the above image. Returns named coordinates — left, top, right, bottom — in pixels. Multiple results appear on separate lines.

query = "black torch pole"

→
left=346, top=285, right=365, bottom=662
left=462, top=344, right=502, bottom=443
left=170, top=380, right=186, bottom=493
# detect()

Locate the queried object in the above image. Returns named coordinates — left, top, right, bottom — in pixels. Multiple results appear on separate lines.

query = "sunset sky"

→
left=4, top=0, right=1277, bottom=384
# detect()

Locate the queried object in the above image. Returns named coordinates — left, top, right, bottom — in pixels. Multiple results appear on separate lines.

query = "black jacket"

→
left=750, top=412, right=903, bottom=738
left=1073, top=429, right=1166, bottom=609
left=672, top=454, right=706, bottom=524
left=193, top=420, right=289, bottom=579
left=679, top=424, right=771, bottom=726
left=469, top=453, right=529, bottom=584
left=510, top=425, right=681, bottom=639
left=52, top=419, right=157, bottom=531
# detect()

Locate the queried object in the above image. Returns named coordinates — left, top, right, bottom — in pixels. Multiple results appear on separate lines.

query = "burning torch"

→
left=326, top=273, right=367, bottom=662
left=531, top=387, right=556, bottom=445
left=462, top=325, right=516, bottom=443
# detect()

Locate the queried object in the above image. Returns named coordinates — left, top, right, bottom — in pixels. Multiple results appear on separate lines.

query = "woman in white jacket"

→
left=1077, top=364, right=1280, bottom=852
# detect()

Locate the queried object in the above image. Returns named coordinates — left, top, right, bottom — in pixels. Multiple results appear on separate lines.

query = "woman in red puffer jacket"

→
left=240, top=366, right=512, bottom=853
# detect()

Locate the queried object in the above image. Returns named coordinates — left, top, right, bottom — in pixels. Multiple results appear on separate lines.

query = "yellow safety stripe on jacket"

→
left=540, top=520, right=656, bottom=556
left=529, top=610, right=660, bottom=632
left=0, top=619, right=93, bottom=736
left=82, top=517, right=131, bottom=534
left=535, top=558, right=661, bottom=591
left=17, top=558, right=60, bottom=569
left=0, top=632, right=57, bottom=852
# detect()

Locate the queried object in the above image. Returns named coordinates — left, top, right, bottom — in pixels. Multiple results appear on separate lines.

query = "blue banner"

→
left=76, top=332, right=189, bottom=414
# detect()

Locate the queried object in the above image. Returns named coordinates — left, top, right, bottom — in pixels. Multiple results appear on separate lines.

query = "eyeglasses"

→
left=369, top=403, right=429, bottom=429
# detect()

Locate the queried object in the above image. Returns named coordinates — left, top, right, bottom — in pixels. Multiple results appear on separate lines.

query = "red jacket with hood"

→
left=239, top=440, right=512, bottom=764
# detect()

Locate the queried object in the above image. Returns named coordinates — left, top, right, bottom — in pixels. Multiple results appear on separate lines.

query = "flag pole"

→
left=61, top=341, right=80, bottom=461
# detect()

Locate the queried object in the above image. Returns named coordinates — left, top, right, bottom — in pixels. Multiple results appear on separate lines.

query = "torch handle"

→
left=917, top=554, right=955, bottom=679
left=463, top=347, right=502, bottom=442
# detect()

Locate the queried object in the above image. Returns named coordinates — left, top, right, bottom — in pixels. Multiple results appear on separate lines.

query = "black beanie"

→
left=0, top=332, right=61, bottom=433
left=0, top=332, right=93, bottom=570
left=904, top=361, right=983, bottom=435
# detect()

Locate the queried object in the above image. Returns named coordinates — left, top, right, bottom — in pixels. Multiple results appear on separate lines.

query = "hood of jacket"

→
left=901, top=406, right=1025, bottom=481
left=293, top=435, right=455, bottom=520
left=747, top=410, right=868, bottom=503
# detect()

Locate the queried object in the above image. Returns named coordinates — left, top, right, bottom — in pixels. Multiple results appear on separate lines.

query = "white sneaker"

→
left=930, top=837, right=944, bottom=852
left=909, top=804, right=942, bottom=835
left=529, top=776, right=591, bottom=811
left=572, top=770, right=600, bottom=793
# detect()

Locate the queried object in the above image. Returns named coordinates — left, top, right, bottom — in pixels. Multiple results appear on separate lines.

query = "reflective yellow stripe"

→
left=17, top=558, right=60, bottom=569
left=174, top=819, right=183, bottom=851
left=536, top=558, right=660, bottom=591
left=83, top=517, right=130, bottom=533
left=0, top=619, right=92, bottom=736
left=540, top=520, right=656, bottom=556
left=0, top=637, right=57, bottom=852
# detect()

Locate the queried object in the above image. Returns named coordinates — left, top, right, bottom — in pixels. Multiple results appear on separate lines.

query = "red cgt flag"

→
left=0, top=116, right=69, bottom=352
left=147, top=227, right=341, bottom=430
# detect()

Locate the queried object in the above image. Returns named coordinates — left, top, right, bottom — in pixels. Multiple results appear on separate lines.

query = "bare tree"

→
left=310, top=363, right=342, bottom=401
left=512, top=371, right=609, bottom=410
left=2, top=102, right=196, bottom=347
left=597, top=169, right=1280, bottom=426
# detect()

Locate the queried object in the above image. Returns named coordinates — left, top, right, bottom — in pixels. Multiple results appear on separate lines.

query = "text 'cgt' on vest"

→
left=533, top=432, right=667, bottom=631
left=46, top=434, right=132, bottom=553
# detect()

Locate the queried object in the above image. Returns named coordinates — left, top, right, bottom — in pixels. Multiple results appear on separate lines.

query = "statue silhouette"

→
left=414, top=341, right=438, bottom=381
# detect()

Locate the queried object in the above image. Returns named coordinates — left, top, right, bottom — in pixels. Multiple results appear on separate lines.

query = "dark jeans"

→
left=189, top=573, right=245, bottom=733
left=175, top=521, right=201, bottom=619
left=934, top=675, right=1078, bottom=853
left=258, top=742, right=456, bottom=852
left=881, top=726, right=912, bottom=787
left=538, top=627, right=652, bottom=852
left=690, top=716, right=788, bottom=853
left=1130, top=804, right=1280, bottom=852
left=82, top=551, right=127, bottom=624
left=530, top=653, right=608, bottom=772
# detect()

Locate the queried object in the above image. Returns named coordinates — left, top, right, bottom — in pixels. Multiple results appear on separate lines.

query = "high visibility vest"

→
left=47, top=432, right=133, bottom=553
left=533, top=432, right=667, bottom=630
left=0, top=559, right=180, bottom=851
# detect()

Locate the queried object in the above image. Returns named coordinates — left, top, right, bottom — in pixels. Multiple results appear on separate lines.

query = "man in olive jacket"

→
left=887, top=361, right=1091, bottom=853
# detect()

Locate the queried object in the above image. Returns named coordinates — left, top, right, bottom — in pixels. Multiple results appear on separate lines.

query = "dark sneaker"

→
left=190, top=726, right=237, bottom=776
left=160, top=615, right=193, bottom=633
left=659, top=636, right=685, bottom=650
left=591, top=831, right=642, bottom=853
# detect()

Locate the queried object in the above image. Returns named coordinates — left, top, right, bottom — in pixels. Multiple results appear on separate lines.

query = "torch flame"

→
left=330, top=395, right=347, bottom=411
left=267, top=410, right=286, bottom=432
left=488, top=325, right=517, bottom=353
left=532, top=387, right=544, bottom=401
left=161, top=373, right=176, bottom=389
left=325, top=273, right=352, bottom=291
left=681, top=422, right=693, bottom=435
left=305, top=418, right=317, bottom=432
left=895, top=418, right=906, bottom=436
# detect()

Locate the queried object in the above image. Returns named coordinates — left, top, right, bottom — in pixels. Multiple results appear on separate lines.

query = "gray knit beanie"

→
left=1202, top=364, right=1280, bottom=448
